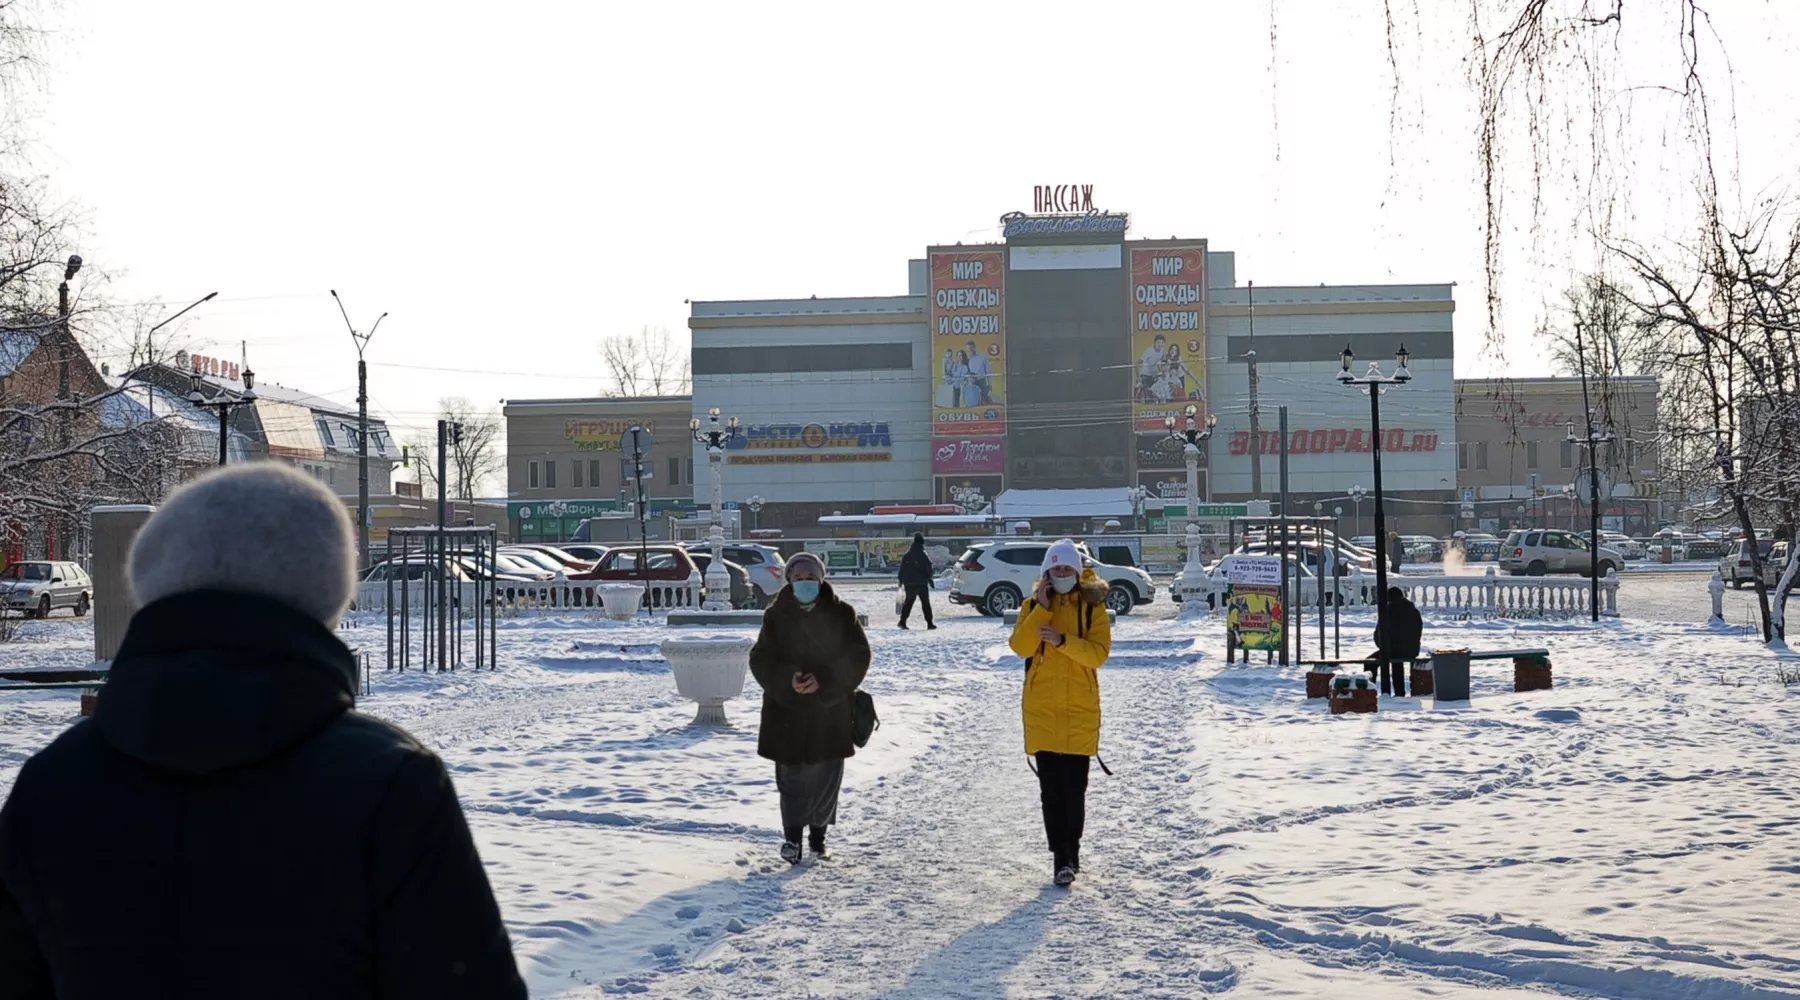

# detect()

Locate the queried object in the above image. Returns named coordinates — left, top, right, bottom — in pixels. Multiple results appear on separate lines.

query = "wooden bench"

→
left=1299, top=647, right=1552, bottom=699
left=0, top=664, right=110, bottom=716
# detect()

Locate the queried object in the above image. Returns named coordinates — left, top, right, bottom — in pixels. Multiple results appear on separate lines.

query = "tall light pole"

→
left=1567, top=411, right=1617, bottom=622
left=1338, top=342, right=1412, bottom=695
left=188, top=367, right=257, bottom=465
left=691, top=407, right=741, bottom=611
left=1164, top=403, right=1217, bottom=612
left=1348, top=484, right=1367, bottom=544
left=746, top=495, right=765, bottom=533
left=332, top=291, right=388, bottom=572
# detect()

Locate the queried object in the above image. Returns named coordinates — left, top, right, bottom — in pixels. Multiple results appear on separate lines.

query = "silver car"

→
left=1499, top=530, right=1624, bottom=577
left=0, top=561, right=93, bottom=618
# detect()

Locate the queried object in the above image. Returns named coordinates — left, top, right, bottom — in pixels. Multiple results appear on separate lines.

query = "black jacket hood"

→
left=93, top=589, right=357, bottom=776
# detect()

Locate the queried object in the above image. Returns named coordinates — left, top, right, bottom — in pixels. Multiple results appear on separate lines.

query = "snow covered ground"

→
left=3, top=571, right=1798, bottom=998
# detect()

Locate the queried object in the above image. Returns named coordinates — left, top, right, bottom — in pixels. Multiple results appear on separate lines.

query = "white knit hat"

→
left=128, top=463, right=358, bottom=627
left=1041, top=538, right=1083, bottom=573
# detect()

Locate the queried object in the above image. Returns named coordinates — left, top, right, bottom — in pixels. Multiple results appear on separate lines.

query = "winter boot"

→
left=1054, top=865, right=1076, bottom=887
left=780, top=827, right=803, bottom=865
left=808, top=827, right=831, bottom=861
left=898, top=621, right=908, bottom=630
left=1068, top=842, right=1080, bottom=875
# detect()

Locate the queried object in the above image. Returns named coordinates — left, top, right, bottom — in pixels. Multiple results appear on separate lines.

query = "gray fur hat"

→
left=785, top=551, right=827, bottom=580
left=128, top=463, right=357, bottom=627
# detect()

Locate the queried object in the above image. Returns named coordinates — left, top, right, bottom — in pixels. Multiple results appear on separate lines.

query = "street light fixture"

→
left=1567, top=412, right=1618, bottom=621
left=1163, top=403, right=1218, bottom=612
left=188, top=366, right=257, bottom=466
left=332, top=290, right=389, bottom=572
left=691, top=407, right=742, bottom=611
left=1336, top=343, right=1412, bottom=695
left=745, top=495, right=766, bottom=533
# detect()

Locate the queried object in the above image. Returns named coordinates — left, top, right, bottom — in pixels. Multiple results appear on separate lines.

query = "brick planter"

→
left=1329, top=688, right=1379, bottom=714
left=1410, top=666, right=1435, bottom=698
left=1514, top=658, right=1553, bottom=692
left=1305, top=671, right=1334, bottom=699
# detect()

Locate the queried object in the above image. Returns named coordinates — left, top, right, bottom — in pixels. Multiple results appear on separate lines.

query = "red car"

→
left=569, top=546, right=699, bottom=582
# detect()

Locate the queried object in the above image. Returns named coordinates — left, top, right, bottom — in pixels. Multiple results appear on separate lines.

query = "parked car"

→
left=1599, top=532, right=1644, bottom=560
left=1766, top=541, right=1793, bottom=590
left=683, top=541, right=785, bottom=606
left=499, top=547, right=577, bottom=576
left=1683, top=532, right=1728, bottom=560
left=362, top=555, right=537, bottom=584
left=0, top=561, right=92, bottom=618
left=948, top=540, right=1156, bottom=617
left=1719, top=537, right=1780, bottom=588
left=572, top=546, right=700, bottom=583
left=503, top=544, right=597, bottom=574
left=558, top=544, right=610, bottom=564
left=1402, top=535, right=1445, bottom=562
left=688, top=552, right=754, bottom=609
left=1453, top=531, right=1503, bottom=561
left=1499, top=529, right=1624, bottom=577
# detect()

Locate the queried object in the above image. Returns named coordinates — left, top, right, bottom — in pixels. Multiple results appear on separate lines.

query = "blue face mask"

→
left=791, top=580, right=822, bottom=604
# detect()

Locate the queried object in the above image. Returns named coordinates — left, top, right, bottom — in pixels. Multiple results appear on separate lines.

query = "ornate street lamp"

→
left=188, top=366, right=257, bottom=466
left=690, top=407, right=741, bottom=611
left=1164, top=403, right=1218, bottom=612
left=1567, top=411, right=1618, bottom=621
left=1337, top=342, right=1411, bottom=694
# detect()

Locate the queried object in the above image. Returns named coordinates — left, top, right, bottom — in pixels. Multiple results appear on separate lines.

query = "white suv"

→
left=684, top=542, right=786, bottom=606
left=949, top=541, right=1156, bottom=617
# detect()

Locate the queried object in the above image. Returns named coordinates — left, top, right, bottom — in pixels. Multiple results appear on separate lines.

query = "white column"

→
left=1709, top=569, right=1725, bottom=622
left=1180, top=442, right=1205, bottom=616
left=703, top=445, right=730, bottom=611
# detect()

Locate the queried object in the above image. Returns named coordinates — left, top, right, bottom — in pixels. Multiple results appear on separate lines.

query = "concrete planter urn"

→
left=595, top=582, right=644, bottom=621
left=660, top=634, right=755, bottom=725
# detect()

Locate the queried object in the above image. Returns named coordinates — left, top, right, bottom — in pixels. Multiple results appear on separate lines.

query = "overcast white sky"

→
left=28, top=1, right=1800, bottom=473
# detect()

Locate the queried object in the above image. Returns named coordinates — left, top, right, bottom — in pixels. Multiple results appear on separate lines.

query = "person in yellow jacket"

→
left=1008, top=537, right=1112, bottom=887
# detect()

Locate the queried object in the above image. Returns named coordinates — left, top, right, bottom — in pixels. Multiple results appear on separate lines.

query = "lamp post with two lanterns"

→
left=1164, top=403, right=1217, bottom=609
left=1337, top=342, right=1412, bottom=695
left=691, top=407, right=741, bottom=611
left=187, top=366, right=257, bottom=466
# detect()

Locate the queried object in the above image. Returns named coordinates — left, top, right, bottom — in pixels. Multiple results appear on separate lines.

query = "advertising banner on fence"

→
left=1227, top=586, right=1284, bottom=651
left=932, top=436, right=1005, bottom=475
left=1129, top=244, right=1208, bottom=457
left=929, top=250, right=1006, bottom=439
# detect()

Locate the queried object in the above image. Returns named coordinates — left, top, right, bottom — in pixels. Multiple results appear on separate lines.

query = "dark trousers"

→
left=900, top=584, right=934, bottom=626
left=776, top=759, right=843, bottom=838
left=1365, top=652, right=1407, bottom=696
left=1034, top=751, right=1090, bottom=868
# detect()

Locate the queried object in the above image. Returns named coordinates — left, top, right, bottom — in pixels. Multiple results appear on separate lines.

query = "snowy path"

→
left=3, top=590, right=1799, bottom=998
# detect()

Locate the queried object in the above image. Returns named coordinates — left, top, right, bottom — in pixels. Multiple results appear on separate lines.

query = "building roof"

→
left=504, top=395, right=692, bottom=409
left=0, top=330, right=41, bottom=378
left=993, top=488, right=1137, bottom=520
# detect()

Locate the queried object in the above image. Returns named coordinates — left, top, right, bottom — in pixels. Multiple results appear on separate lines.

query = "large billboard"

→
left=1129, top=244, right=1207, bottom=469
left=929, top=250, right=1006, bottom=441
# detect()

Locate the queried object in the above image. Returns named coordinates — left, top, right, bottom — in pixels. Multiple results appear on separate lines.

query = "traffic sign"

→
left=1461, top=487, right=1476, bottom=503
left=619, top=425, right=654, bottom=455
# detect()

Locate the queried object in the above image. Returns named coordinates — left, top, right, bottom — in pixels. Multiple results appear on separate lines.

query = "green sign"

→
left=509, top=500, right=619, bottom=521
left=1162, top=503, right=1248, bottom=519
left=825, top=549, right=860, bottom=570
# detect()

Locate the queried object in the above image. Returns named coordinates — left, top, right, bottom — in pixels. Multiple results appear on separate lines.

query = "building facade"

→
left=1453, top=376, right=1661, bottom=535
left=502, top=395, right=697, bottom=541
left=683, top=207, right=1459, bottom=536
left=688, top=298, right=932, bottom=530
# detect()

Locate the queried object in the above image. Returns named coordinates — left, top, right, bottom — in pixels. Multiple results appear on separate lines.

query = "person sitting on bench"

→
left=1368, top=586, right=1422, bottom=695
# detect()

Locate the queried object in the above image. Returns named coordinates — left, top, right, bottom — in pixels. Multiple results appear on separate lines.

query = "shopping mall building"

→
left=684, top=204, right=1461, bottom=535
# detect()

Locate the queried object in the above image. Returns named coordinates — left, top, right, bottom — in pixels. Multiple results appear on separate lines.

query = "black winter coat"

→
left=897, top=545, right=934, bottom=588
left=0, top=590, right=525, bottom=1000
left=748, top=583, right=871, bottom=765
left=1375, top=593, right=1425, bottom=660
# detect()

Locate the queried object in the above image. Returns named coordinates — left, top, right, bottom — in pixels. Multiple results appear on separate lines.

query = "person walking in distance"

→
left=0, top=465, right=524, bottom=999
left=897, top=532, right=936, bottom=630
left=748, top=552, right=871, bottom=864
left=1009, top=539, right=1112, bottom=887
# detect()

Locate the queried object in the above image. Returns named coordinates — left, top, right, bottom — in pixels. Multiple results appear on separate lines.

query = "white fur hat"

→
left=1041, top=538, right=1083, bottom=573
left=128, top=463, right=357, bottom=627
